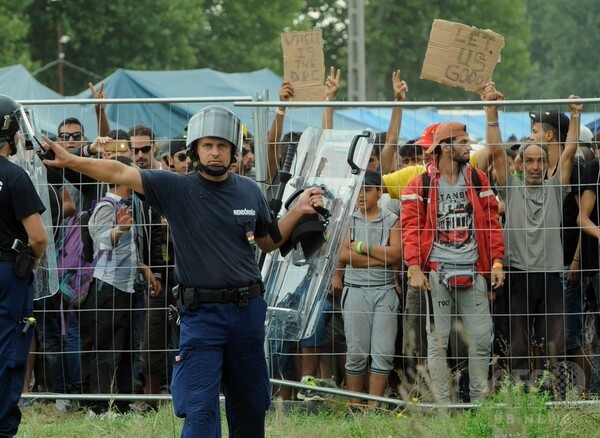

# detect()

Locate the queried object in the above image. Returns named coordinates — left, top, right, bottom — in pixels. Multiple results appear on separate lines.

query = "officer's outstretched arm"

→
left=42, top=135, right=144, bottom=195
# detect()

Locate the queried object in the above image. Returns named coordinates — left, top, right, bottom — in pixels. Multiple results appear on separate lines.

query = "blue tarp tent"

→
left=2, top=64, right=596, bottom=143
left=76, top=68, right=376, bottom=139
left=73, top=67, right=542, bottom=141
left=0, top=64, right=116, bottom=139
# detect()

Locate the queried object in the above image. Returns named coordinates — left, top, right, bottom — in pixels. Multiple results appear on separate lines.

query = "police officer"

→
left=0, top=95, right=48, bottom=435
left=43, top=106, right=323, bottom=438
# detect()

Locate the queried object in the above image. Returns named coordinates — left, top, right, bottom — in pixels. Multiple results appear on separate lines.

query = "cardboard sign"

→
left=281, top=30, right=325, bottom=101
left=420, top=19, right=505, bottom=93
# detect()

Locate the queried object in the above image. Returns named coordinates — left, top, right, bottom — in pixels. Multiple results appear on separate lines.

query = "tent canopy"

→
left=1, top=64, right=596, bottom=143
left=76, top=68, right=372, bottom=139
left=0, top=64, right=117, bottom=139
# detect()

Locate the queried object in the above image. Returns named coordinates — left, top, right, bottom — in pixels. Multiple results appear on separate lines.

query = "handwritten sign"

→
left=281, top=30, right=325, bottom=101
left=420, top=20, right=505, bottom=93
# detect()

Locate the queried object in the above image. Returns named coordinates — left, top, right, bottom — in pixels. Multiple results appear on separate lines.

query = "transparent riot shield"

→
left=10, top=108, right=59, bottom=300
left=262, top=127, right=374, bottom=341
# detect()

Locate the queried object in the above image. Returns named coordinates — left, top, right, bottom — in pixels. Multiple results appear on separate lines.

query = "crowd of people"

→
left=2, top=69, right=600, bottom=436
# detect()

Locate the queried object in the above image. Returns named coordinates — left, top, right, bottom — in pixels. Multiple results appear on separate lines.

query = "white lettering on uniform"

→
left=233, top=208, right=256, bottom=216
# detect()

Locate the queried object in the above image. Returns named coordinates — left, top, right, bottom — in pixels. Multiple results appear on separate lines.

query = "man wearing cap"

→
left=483, top=82, right=581, bottom=389
left=380, top=123, right=438, bottom=198
left=166, top=137, right=191, bottom=175
left=401, top=121, right=504, bottom=403
left=528, top=101, right=593, bottom=390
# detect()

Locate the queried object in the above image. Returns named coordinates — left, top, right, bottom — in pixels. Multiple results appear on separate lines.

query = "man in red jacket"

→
left=401, top=121, right=505, bottom=403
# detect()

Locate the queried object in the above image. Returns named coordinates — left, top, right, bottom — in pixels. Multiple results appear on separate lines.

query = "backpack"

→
left=56, top=197, right=119, bottom=307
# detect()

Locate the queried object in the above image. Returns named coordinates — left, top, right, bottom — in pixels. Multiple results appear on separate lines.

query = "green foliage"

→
left=525, top=0, right=600, bottom=98
left=16, top=393, right=600, bottom=438
left=26, top=0, right=205, bottom=95
left=297, top=0, right=534, bottom=101
left=0, top=0, right=37, bottom=69
left=362, top=0, right=535, bottom=101
left=190, top=0, right=306, bottom=74
left=17, top=0, right=596, bottom=101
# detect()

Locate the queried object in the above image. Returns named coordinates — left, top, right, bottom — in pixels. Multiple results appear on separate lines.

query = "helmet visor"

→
left=16, top=106, right=39, bottom=150
left=186, top=106, right=242, bottom=150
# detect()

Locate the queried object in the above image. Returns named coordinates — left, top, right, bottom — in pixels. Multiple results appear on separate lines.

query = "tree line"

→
left=7, top=0, right=598, bottom=101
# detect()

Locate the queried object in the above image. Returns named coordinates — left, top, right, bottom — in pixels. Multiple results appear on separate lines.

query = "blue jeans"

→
left=562, top=268, right=585, bottom=351
left=34, top=294, right=82, bottom=394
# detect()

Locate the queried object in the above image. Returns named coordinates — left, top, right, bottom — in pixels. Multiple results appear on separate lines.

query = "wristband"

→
left=572, top=257, right=580, bottom=262
left=276, top=108, right=286, bottom=116
left=571, top=113, right=580, bottom=119
left=367, top=244, right=373, bottom=255
left=487, top=121, right=499, bottom=127
left=356, top=241, right=364, bottom=254
left=492, top=262, right=503, bottom=269
left=325, top=97, right=335, bottom=101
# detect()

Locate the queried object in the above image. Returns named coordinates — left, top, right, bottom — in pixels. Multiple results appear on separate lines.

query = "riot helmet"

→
left=0, top=95, right=22, bottom=156
left=186, top=106, right=242, bottom=177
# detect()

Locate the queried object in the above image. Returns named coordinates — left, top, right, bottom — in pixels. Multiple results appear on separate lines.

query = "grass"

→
left=16, top=384, right=600, bottom=438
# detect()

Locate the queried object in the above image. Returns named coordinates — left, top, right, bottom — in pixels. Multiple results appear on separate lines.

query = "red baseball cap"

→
left=414, top=123, right=441, bottom=149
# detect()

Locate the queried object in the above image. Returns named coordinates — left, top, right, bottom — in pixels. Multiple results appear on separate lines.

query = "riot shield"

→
left=262, top=127, right=374, bottom=341
left=10, top=108, right=59, bottom=300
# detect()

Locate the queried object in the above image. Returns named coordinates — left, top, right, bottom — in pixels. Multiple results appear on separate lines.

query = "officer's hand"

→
left=297, top=187, right=325, bottom=215
left=41, top=135, right=76, bottom=168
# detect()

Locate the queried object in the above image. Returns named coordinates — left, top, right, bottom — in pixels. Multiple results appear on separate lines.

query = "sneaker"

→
left=297, top=376, right=325, bottom=401
left=54, top=399, right=73, bottom=413
left=128, top=401, right=158, bottom=414
left=87, top=409, right=120, bottom=419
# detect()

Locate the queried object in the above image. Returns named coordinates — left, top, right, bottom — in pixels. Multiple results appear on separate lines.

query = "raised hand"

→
left=481, top=82, right=504, bottom=102
left=392, top=70, right=408, bottom=101
left=568, top=95, right=583, bottom=116
left=89, top=82, right=108, bottom=110
left=279, top=81, right=294, bottom=101
left=325, top=66, right=341, bottom=100
left=116, top=206, right=133, bottom=232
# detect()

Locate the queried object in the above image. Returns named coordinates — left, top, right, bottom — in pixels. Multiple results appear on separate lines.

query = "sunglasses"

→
left=134, top=145, right=152, bottom=154
left=58, top=132, right=83, bottom=141
left=174, top=152, right=188, bottom=162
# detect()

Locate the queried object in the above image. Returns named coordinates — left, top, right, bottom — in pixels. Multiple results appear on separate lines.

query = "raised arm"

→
left=381, top=70, right=408, bottom=175
left=482, top=82, right=507, bottom=186
left=89, top=82, right=110, bottom=137
left=321, top=67, right=341, bottom=129
left=557, top=96, right=583, bottom=186
left=266, top=81, right=294, bottom=184
left=42, top=135, right=144, bottom=195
